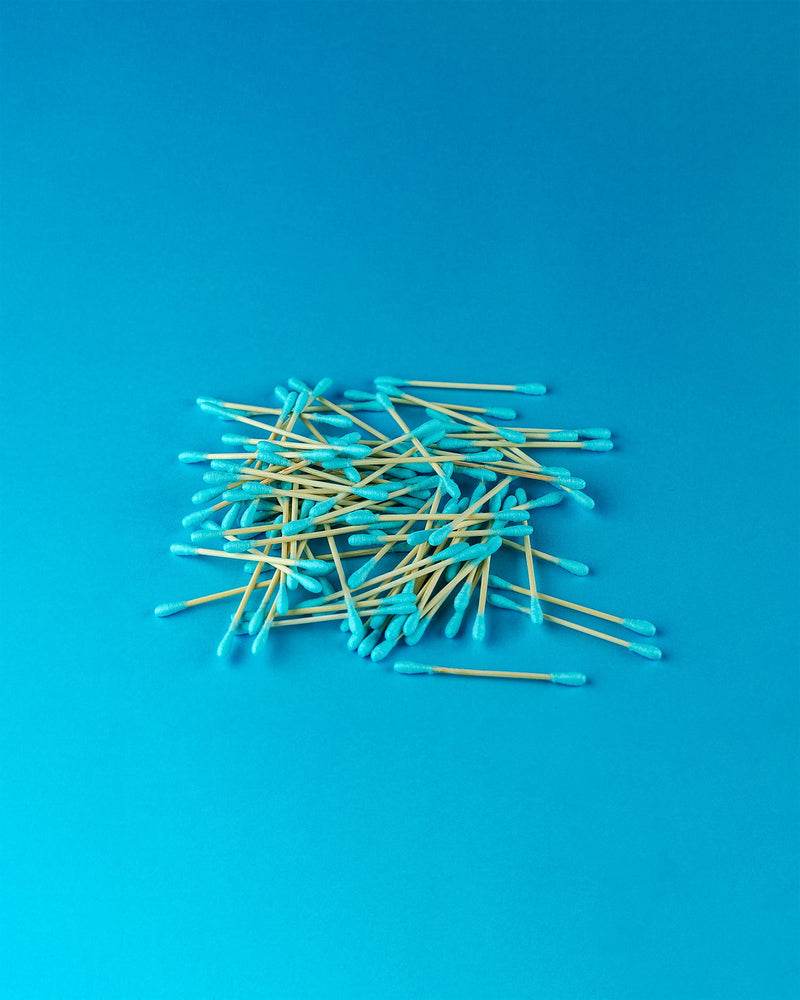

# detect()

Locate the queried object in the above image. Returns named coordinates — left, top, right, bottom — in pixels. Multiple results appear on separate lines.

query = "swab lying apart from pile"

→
left=156, top=375, right=661, bottom=685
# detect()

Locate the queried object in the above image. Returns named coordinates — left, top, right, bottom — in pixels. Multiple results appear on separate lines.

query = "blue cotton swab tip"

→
left=529, top=491, right=564, bottom=509
left=287, top=376, right=312, bottom=394
left=577, top=427, right=611, bottom=439
left=515, top=382, right=547, bottom=395
left=488, top=593, right=521, bottom=611
left=374, top=375, right=407, bottom=387
left=485, top=406, right=517, bottom=420
left=216, top=629, right=235, bottom=658
left=551, top=672, right=587, bottom=686
left=170, top=543, right=197, bottom=556
left=497, top=427, right=526, bottom=444
left=393, top=660, right=435, bottom=675
left=154, top=601, right=187, bottom=617
left=179, top=451, right=207, bottom=464
left=311, top=377, right=333, bottom=398
left=472, top=614, right=487, bottom=642
left=628, top=641, right=663, bottom=661
left=556, top=558, right=590, bottom=576
left=487, top=574, right=513, bottom=591
left=282, top=516, right=314, bottom=536
left=622, top=618, right=657, bottom=637
left=352, top=485, right=389, bottom=502
left=530, top=596, right=544, bottom=625
left=567, top=490, right=595, bottom=510
left=556, top=477, right=586, bottom=490
left=196, top=396, right=222, bottom=407
left=223, top=540, right=254, bottom=553
left=582, top=439, right=614, bottom=451
left=547, top=431, right=578, bottom=442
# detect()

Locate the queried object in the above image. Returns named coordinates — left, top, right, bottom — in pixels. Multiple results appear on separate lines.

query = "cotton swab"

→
left=393, top=660, right=586, bottom=684
left=376, top=377, right=547, bottom=395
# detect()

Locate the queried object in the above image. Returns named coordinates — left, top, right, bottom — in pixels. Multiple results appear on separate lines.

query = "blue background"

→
left=2, top=2, right=798, bottom=997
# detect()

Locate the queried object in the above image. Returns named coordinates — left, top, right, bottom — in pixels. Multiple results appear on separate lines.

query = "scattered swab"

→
left=393, top=660, right=585, bottom=684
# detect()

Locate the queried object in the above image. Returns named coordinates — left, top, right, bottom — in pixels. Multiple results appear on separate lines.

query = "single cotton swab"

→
left=393, top=660, right=585, bottom=684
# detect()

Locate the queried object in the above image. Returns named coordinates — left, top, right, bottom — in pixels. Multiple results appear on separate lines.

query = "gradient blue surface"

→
left=2, top=3, right=798, bottom=997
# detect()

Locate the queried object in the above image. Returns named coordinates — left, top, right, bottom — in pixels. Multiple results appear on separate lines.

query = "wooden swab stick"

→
left=394, top=661, right=586, bottom=684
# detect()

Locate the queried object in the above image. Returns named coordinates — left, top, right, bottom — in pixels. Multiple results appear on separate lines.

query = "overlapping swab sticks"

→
left=157, top=377, right=661, bottom=681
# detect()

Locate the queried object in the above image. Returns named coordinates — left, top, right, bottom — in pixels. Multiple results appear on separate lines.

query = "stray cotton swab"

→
left=393, top=660, right=586, bottom=685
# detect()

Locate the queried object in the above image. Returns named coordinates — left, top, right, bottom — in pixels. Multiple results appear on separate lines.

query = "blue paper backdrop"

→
left=2, top=2, right=798, bottom=997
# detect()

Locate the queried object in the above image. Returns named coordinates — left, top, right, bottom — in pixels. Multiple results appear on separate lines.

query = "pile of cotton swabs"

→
left=156, top=376, right=661, bottom=686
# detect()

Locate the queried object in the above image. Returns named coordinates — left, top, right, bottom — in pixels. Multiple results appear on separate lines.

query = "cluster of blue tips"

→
left=156, top=376, right=661, bottom=681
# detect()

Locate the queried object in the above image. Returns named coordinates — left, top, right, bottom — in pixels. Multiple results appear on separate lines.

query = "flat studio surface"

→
left=1, top=3, right=798, bottom=998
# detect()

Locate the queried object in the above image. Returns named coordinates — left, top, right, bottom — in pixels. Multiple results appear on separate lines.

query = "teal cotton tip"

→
left=308, top=412, right=352, bottom=428
left=154, top=601, right=187, bottom=617
left=460, top=465, right=497, bottom=482
left=347, top=556, right=378, bottom=589
left=487, top=573, right=513, bottom=591
left=529, top=491, right=564, bottom=509
left=582, top=439, right=614, bottom=451
left=488, top=593, right=521, bottom=612
left=170, top=543, right=197, bottom=556
left=300, top=448, right=336, bottom=462
left=216, top=626, right=236, bottom=659
left=393, top=660, right=434, bottom=675
left=384, top=614, right=408, bottom=642
left=349, top=533, right=382, bottom=547
left=352, top=485, right=389, bottom=501
left=515, top=382, right=547, bottom=395
left=496, top=427, right=526, bottom=444
left=556, top=558, right=590, bottom=576
left=402, top=609, right=422, bottom=637
left=222, top=540, right=254, bottom=553
left=622, top=618, right=657, bottom=637
left=472, top=613, right=487, bottom=642
left=311, top=377, right=333, bottom=398
left=470, top=448, right=504, bottom=464
left=453, top=580, right=475, bottom=612
left=251, top=622, right=272, bottom=655
left=287, top=376, right=312, bottom=394
left=445, top=608, right=465, bottom=639
left=287, top=571, right=323, bottom=594
left=343, top=465, right=362, bottom=483
left=628, top=641, right=662, bottom=661
left=547, top=431, right=578, bottom=442
left=341, top=510, right=378, bottom=525
left=182, top=505, right=217, bottom=528
left=241, top=483, right=272, bottom=497
left=357, top=629, right=382, bottom=658
left=282, top=516, right=314, bottom=536
left=426, top=524, right=453, bottom=546
left=577, top=427, right=611, bottom=439
left=556, top=477, right=586, bottom=490
left=192, top=486, right=225, bottom=503
left=179, top=450, right=208, bottom=464
left=221, top=500, right=243, bottom=528
left=429, top=541, right=471, bottom=564
left=196, top=395, right=222, bottom=407
left=568, top=490, right=595, bottom=509
left=404, top=616, right=431, bottom=646
left=197, top=401, right=233, bottom=419
left=308, top=497, right=338, bottom=517
left=407, top=528, right=434, bottom=546
left=530, top=595, right=544, bottom=625
left=485, top=406, right=517, bottom=420
left=374, top=390, right=395, bottom=411
left=374, top=375, right=407, bottom=387
left=220, top=433, right=253, bottom=446
left=551, top=673, right=587, bottom=686
left=370, top=635, right=401, bottom=663
left=292, top=390, right=311, bottom=416
left=538, top=465, right=571, bottom=477
left=294, top=558, right=331, bottom=576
